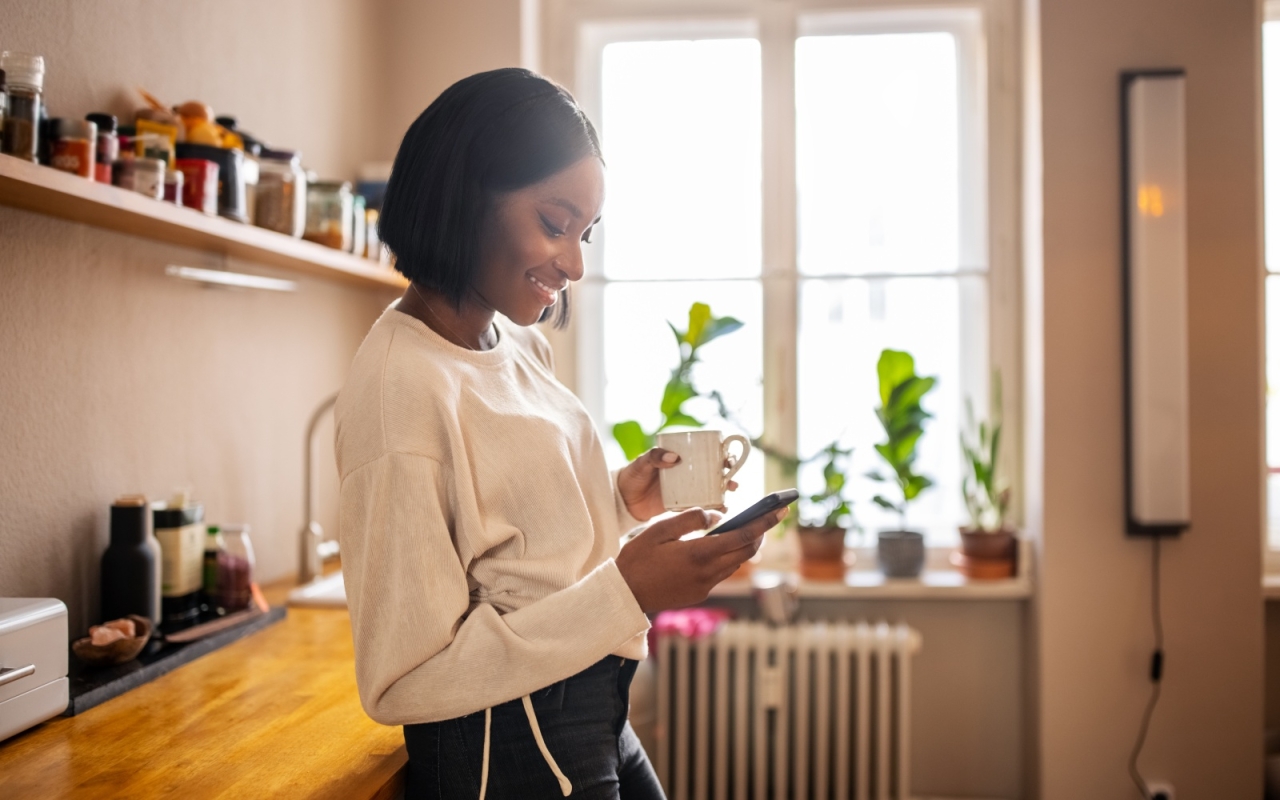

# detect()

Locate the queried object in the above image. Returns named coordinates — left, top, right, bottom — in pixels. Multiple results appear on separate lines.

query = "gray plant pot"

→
left=877, top=530, right=925, bottom=578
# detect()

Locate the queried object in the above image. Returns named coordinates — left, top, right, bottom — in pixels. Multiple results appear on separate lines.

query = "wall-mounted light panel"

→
left=1121, top=69, right=1190, bottom=537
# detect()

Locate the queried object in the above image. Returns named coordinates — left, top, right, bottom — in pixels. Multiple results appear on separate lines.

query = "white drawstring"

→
left=476, top=696, right=573, bottom=799
left=478, top=707, right=492, bottom=800
left=522, top=695, right=574, bottom=797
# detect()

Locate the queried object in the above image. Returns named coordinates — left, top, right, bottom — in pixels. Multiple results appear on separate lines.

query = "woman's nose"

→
left=558, top=244, right=586, bottom=283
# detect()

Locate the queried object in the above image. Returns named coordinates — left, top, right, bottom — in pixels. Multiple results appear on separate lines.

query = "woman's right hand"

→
left=615, top=506, right=789, bottom=614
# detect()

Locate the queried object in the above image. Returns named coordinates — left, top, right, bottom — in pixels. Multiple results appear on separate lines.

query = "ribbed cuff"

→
left=594, top=558, right=651, bottom=641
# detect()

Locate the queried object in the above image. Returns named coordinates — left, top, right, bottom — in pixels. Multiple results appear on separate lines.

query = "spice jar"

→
left=114, top=157, right=165, bottom=200
left=85, top=113, right=118, bottom=184
left=176, top=158, right=219, bottom=216
left=351, top=194, right=368, bottom=256
left=164, top=167, right=184, bottom=206
left=215, top=525, right=255, bottom=613
left=175, top=143, right=247, bottom=222
left=0, top=52, right=44, bottom=162
left=364, top=207, right=381, bottom=260
left=50, top=118, right=97, bottom=178
left=254, top=149, right=306, bottom=237
left=304, top=180, right=353, bottom=251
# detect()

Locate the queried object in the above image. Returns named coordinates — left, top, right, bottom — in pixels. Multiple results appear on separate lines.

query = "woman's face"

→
left=474, top=156, right=606, bottom=326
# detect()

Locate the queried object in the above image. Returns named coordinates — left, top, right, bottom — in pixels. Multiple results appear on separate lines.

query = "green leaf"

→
left=667, top=321, right=683, bottom=348
left=659, top=380, right=697, bottom=419
left=662, top=411, right=703, bottom=430
left=886, top=408, right=930, bottom=438
left=876, top=349, right=916, bottom=407
left=887, top=375, right=936, bottom=414
left=612, top=420, right=653, bottom=461
left=885, top=429, right=923, bottom=467
left=872, top=495, right=901, bottom=513
left=865, top=469, right=888, bottom=482
left=685, top=302, right=712, bottom=348
left=904, top=474, right=933, bottom=501
left=699, top=316, right=744, bottom=347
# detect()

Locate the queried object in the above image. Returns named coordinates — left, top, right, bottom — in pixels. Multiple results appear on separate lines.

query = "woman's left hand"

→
left=618, top=447, right=739, bottom=521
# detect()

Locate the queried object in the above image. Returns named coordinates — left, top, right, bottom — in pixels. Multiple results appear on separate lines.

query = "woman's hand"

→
left=617, top=447, right=740, bottom=521
left=615, top=505, right=788, bottom=614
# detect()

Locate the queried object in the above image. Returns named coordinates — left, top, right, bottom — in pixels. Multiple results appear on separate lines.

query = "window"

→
left=1264, top=4, right=1280, bottom=552
left=546, top=1, right=1016, bottom=545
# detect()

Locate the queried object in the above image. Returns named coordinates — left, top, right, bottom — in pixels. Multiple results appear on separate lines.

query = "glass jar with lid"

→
left=255, top=149, right=306, bottom=237
left=304, top=180, right=353, bottom=251
left=214, top=524, right=255, bottom=613
left=1, top=52, right=45, bottom=162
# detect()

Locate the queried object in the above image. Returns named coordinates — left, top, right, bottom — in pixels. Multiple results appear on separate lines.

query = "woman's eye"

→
left=539, top=214, right=565, bottom=237
left=581, top=229, right=594, bottom=244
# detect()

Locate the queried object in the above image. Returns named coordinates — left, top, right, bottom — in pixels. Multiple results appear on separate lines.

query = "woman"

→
left=335, top=68, right=787, bottom=800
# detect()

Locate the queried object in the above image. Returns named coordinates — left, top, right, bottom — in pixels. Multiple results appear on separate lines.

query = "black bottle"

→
left=101, top=495, right=161, bottom=625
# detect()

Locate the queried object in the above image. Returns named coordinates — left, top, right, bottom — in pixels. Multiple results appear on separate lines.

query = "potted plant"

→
left=797, top=442, right=856, bottom=579
left=612, top=302, right=743, bottom=459
left=867, top=349, right=936, bottom=578
left=957, top=374, right=1016, bottom=578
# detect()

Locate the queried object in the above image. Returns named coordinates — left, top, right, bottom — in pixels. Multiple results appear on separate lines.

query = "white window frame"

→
left=538, top=0, right=1023, bottom=529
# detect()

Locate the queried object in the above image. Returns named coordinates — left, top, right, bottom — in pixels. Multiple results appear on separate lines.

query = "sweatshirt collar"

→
left=386, top=302, right=511, bottom=366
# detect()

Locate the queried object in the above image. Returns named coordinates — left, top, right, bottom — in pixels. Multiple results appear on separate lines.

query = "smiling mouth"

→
left=528, top=274, right=564, bottom=303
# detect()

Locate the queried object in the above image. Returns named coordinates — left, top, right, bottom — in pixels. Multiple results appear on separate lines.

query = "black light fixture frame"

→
left=1120, top=67, right=1190, bottom=538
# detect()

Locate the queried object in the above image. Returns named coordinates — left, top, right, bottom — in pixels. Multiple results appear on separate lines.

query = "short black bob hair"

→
left=379, top=68, right=602, bottom=329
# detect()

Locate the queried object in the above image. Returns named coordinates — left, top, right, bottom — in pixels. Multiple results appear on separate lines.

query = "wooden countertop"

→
left=0, top=580, right=405, bottom=799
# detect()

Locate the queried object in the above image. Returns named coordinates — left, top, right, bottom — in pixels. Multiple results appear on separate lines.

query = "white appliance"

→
left=654, top=620, right=922, bottom=800
left=0, top=598, right=69, bottom=742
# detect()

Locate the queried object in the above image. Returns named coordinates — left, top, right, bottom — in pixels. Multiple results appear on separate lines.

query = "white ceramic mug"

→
left=656, top=430, right=751, bottom=511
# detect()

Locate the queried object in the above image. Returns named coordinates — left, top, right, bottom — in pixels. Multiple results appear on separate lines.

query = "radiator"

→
left=653, top=620, right=923, bottom=800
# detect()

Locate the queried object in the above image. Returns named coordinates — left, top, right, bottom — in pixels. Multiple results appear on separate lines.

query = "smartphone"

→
left=706, top=489, right=799, bottom=536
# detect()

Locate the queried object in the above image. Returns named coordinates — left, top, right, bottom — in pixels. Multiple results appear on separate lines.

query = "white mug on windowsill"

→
left=656, top=430, right=751, bottom=512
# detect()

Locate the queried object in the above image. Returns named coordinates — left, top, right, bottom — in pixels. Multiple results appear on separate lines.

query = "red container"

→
left=176, top=158, right=218, bottom=216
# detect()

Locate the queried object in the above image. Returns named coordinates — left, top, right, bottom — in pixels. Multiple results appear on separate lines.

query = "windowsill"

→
left=1262, top=573, right=1280, bottom=600
left=709, top=539, right=1033, bottom=601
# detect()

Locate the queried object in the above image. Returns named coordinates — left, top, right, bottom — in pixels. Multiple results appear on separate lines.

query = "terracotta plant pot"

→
left=956, top=528, right=1018, bottom=579
left=959, top=529, right=1016, bottom=560
left=797, top=525, right=849, bottom=581
left=877, top=530, right=925, bottom=578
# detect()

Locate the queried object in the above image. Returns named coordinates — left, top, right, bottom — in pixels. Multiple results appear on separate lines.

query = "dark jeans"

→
left=404, top=656, right=666, bottom=800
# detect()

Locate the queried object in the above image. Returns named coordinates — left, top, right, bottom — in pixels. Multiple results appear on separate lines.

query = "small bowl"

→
left=72, top=615, right=153, bottom=667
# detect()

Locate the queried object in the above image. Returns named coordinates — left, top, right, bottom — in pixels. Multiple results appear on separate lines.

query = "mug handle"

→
left=721, top=434, right=751, bottom=487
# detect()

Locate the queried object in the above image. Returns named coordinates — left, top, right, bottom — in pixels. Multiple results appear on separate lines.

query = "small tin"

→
left=114, top=157, right=165, bottom=200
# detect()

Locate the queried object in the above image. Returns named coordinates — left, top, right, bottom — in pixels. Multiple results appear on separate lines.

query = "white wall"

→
left=0, top=0, right=398, bottom=634
left=1027, top=0, right=1265, bottom=796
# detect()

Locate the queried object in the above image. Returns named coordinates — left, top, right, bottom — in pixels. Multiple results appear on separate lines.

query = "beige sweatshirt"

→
left=335, top=305, right=652, bottom=727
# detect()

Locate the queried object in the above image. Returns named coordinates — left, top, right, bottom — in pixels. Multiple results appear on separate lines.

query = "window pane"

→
left=1268, top=276, right=1280, bottom=547
left=1265, top=21, right=1280, bottom=272
left=602, top=281, right=764, bottom=514
left=1266, top=24, right=1280, bottom=548
left=600, top=39, right=762, bottom=280
left=796, top=33, right=961, bottom=276
left=797, top=277, right=972, bottom=543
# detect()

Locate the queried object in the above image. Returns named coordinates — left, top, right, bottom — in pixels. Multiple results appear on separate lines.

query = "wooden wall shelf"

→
left=0, top=154, right=407, bottom=290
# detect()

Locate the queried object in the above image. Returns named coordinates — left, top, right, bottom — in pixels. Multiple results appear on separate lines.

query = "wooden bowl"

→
left=72, top=615, right=153, bottom=667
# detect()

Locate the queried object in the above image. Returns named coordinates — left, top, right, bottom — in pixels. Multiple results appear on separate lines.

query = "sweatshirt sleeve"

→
left=610, top=467, right=646, bottom=536
left=339, top=452, right=651, bottom=726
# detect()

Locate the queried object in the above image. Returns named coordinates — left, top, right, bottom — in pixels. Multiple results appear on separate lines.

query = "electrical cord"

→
left=1128, top=537, right=1164, bottom=799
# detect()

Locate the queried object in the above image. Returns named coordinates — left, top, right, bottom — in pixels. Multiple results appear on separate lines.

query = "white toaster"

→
left=0, top=598, right=69, bottom=742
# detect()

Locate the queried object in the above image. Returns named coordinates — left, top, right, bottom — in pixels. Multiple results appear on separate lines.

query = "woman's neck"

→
left=399, top=283, right=498, bottom=351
